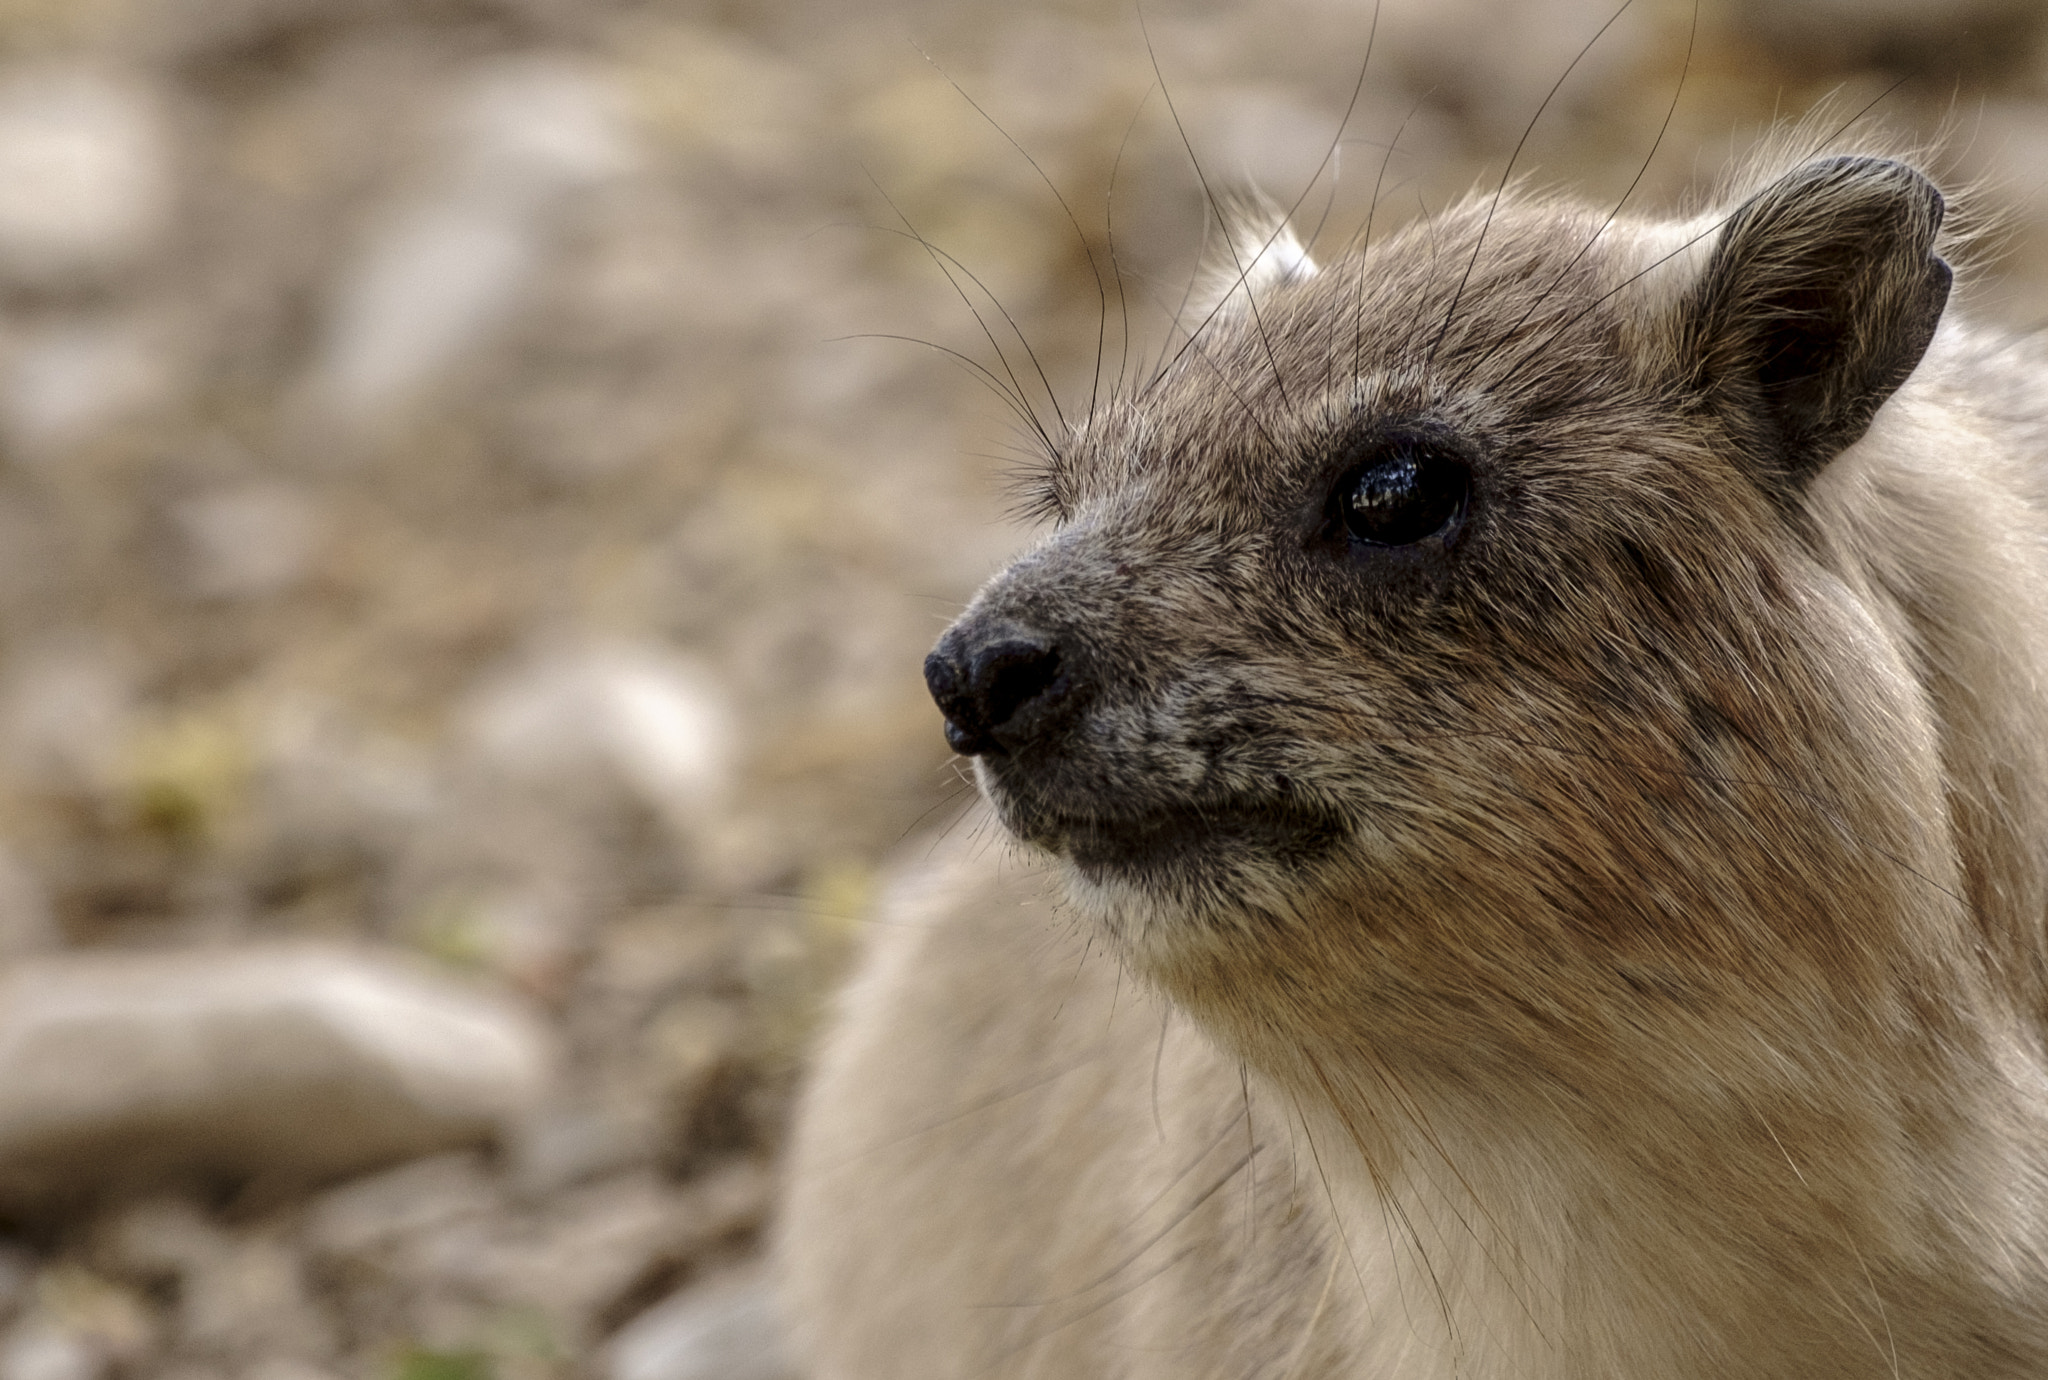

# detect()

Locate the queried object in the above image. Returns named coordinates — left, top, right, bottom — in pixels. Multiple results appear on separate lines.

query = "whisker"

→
left=1450, top=0, right=1699, bottom=394
left=1425, top=0, right=1639, bottom=372
left=913, top=42, right=1111, bottom=429
left=1138, top=3, right=1294, bottom=409
left=860, top=167, right=1067, bottom=450
left=1486, top=75, right=1913, bottom=398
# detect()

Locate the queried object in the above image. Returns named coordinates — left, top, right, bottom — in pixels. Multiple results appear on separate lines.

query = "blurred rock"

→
left=0, top=946, right=554, bottom=1211
left=606, top=1266, right=793, bottom=1380
left=0, top=1267, right=154, bottom=1380
left=305, top=55, right=635, bottom=430
left=0, top=849, right=56, bottom=961
left=464, top=640, right=733, bottom=831
left=386, top=795, right=608, bottom=996
left=0, top=316, right=173, bottom=458
left=0, top=1325, right=101, bottom=1380
left=0, top=66, right=171, bottom=291
left=419, top=1171, right=711, bottom=1347
left=0, top=646, right=132, bottom=796
left=1732, top=0, right=2047, bottom=72
left=96, top=1197, right=335, bottom=1360
left=95, top=1196, right=218, bottom=1280
left=240, top=1361, right=346, bottom=1380
left=0, top=1248, right=33, bottom=1326
left=133, top=0, right=393, bottom=64
left=509, top=1098, right=657, bottom=1196
left=307, top=1155, right=768, bottom=1354
left=175, top=1230, right=333, bottom=1358
left=641, top=996, right=753, bottom=1166
left=621, top=22, right=817, bottom=171
left=301, top=1151, right=501, bottom=1263
left=251, top=700, right=438, bottom=926
left=170, top=483, right=324, bottom=601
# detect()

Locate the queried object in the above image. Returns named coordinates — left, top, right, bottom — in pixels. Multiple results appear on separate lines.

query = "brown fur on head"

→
left=934, top=148, right=1972, bottom=1048
left=914, top=146, right=2048, bottom=1367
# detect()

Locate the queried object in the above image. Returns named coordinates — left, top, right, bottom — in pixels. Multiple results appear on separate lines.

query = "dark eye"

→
left=1335, top=441, right=1470, bottom=546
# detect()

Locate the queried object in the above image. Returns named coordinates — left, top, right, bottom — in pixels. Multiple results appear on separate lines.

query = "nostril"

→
left=924, top=648, right=968, bottom=718
left=925, top=648, right=994, bottom=756
left=973, top=640, right=1064, bottom=733
left=925, top=627, right=1077, bottom=757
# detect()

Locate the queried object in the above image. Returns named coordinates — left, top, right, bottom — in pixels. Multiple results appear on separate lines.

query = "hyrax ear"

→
left=1186, top=191, right=1318, bottom=322
left=1684, top=155, right=1950, bottom=499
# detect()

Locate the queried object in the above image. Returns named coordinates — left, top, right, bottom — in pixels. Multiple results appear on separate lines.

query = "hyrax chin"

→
left=781, top=147, right=2048, bottom=1379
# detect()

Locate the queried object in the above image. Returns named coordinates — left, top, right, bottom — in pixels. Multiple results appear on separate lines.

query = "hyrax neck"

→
left=1230, top=980, right=2048, bottom=1380
left=1155, top=732, right=2048, bottom=1376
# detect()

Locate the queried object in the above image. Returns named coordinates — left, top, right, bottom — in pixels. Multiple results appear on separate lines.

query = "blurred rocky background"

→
left=0, top=0, right=2035, bottom=1375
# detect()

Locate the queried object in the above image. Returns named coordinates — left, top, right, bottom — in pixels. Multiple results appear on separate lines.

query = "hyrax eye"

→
left=1333, top=441, right=1470, bottom=547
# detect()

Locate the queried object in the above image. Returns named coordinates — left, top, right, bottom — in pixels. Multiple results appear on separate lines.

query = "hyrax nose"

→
left=924, top=624, right=1075, bottom=756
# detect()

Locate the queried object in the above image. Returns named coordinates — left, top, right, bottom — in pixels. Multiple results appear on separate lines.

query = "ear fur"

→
left=1683, top=155, right=1951, bottom=500
left=1185, top=192, right=1319, bottom=323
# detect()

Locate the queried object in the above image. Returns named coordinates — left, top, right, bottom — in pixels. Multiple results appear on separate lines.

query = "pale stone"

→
left=0, top=645, right=132, bottom=795
left=96, top=1197, right=333, bottom=1358
left=0, top=1326, right=100, bottom=1380
left=0, top=317, right=171, bottom=456
left=606, top=1267, right=793, bottom=1380
left=170, top=483, right=324, bottom=601
left=300, top=1152, right=503, bottom=1261
left=464, top=641, right=733, bottom=830
left=306, top=56, right=634, bottom=426
left=0, top=947, right=554, bottom=1211
left=0, top=66, right=169, bottom=289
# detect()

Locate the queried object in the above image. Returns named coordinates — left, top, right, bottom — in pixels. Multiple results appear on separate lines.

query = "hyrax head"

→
left=926, top=155, right=1955, bottom=1067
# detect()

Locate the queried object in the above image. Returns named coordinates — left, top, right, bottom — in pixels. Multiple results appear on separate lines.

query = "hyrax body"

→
left=781, top=147, right=2048, bottom=1378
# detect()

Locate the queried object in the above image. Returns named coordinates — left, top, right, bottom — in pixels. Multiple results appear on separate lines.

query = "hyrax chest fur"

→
left=782, top=151, right=2048, bottom=1379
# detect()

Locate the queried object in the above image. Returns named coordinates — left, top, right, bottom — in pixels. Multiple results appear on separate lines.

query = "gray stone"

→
left=170, top=483, right=324, bottom=601
left=0, top=1326, right=101, bottom=1380
left=463, top=640, right=733, bottom=831
left=304, top=56, right=634, bottom=428
left=301, top=1152, right=503, bottom=1260
left=0, top=65, right=170, bottom=289
left=95, top=1197, right=335, bottom=1359
left=0, top=316, right=173, bottom=457
left=606, top=1267, right=794, bottom=1380
left=0, top=1268, right=153, bottom=1380
left=0, top=946, right=554, bottom=1211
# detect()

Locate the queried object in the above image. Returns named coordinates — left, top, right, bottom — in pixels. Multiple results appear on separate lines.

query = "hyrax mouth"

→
left=926, top=610, right=1349, bottom=883
left=1000, top=790, right=1350, bottom=883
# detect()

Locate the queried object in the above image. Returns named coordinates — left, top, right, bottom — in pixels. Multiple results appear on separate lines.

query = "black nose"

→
left=924, top=627, right=1074, bottom=756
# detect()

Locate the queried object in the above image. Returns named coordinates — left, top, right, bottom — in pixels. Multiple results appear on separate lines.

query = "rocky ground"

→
left=0, top=0, right=2039, bottom=1376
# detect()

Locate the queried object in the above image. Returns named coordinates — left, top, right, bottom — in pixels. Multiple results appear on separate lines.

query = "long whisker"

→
left=1425, top=0, right=1638, bottom=371
left=1107, top=85, right=1155, bottom=398
left=1487, top=75, right=1912, bottom=397
left=858, top=171, right=1064, bottom=454
left=1451, top=0, right=1699, bottom=393
left=1139, top=2, right=1294, bottom=408
left=1350, top=99, right=1425, bottom=398
left=914, top=43, right=1110, bottom=429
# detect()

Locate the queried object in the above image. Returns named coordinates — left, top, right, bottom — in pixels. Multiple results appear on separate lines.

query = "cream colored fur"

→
left=781, top=153, right=2048, bottom=1378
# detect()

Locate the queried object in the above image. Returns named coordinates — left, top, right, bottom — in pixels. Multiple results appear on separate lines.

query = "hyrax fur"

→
left=781, top=141, right=2048, bottom=1378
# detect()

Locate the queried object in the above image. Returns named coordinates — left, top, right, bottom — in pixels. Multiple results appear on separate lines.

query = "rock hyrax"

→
left=782, top=141, right=2048, bottom=1378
